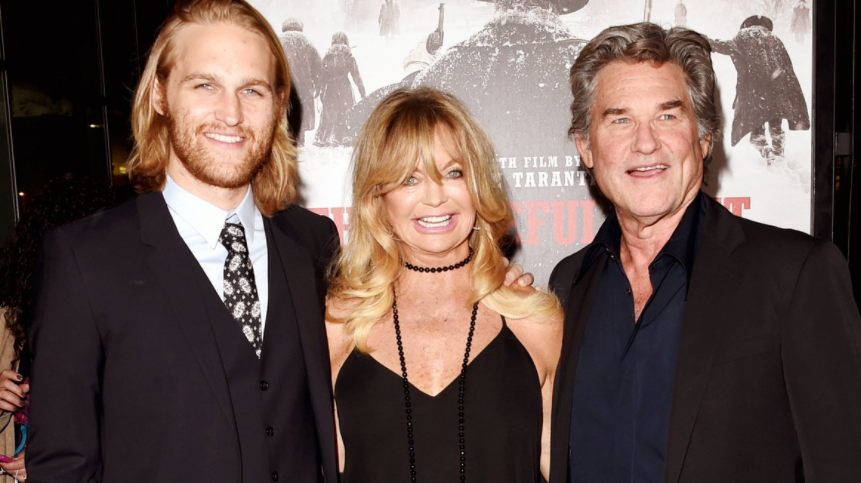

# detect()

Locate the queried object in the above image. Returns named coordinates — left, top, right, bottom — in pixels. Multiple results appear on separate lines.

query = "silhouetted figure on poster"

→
left=280, top=19, right=322, bottom=146
left=791, top=0, right=810, bottom=44
left=674, top=0, right=687, bottom=27
left=315, top=32, right=366, bottom=147
left=711, top=16, right=809, bottom=163
left=379, top=0, right=400, bottom=41
left=403, top=3, right=445, bottom=77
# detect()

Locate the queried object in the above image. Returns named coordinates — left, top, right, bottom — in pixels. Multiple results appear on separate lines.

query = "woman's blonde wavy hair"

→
left=126, top=0, right=297, bottom=216
left=327, top=87, right=559, bottom=352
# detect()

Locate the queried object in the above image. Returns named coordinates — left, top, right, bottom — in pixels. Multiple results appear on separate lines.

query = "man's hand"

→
left=0, top=370, right=27, bottom=414
left=503, top=258, right=535, bottom=290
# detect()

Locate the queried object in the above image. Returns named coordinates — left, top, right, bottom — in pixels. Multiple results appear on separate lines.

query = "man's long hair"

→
left=127, top=0, right=297, bottom=216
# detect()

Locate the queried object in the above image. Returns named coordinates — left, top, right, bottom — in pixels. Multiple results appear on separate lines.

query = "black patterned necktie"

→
left=219, top=221, right=263, bottom=358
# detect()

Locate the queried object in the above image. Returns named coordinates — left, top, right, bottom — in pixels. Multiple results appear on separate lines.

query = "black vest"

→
left=197, top=220, right=321, bottom=482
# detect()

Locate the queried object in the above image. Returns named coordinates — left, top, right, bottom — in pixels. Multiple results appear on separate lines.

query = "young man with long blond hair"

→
left=27, top=1, right=340, bottom=481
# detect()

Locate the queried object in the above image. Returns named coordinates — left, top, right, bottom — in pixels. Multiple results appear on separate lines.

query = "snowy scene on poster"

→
left=250, top=0, right=814, bottom=284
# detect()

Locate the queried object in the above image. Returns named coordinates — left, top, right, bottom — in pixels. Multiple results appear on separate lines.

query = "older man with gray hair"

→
left=549, top=22, right=861, bottom=483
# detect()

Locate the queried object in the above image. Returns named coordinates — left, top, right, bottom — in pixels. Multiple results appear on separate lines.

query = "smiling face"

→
left=383, top=131, right=476, bottom=266
left=156, top=22, right=280, bottom=190
left=576, top=61, right=709, bottom=228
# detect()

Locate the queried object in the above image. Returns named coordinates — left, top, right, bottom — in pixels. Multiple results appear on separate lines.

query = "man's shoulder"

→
left=549, top=244, right=594, bottom=291
left=741, top=216, right=840, bottom=268
left=274, top=205, right=336, bottom=232
left=272, top=205, right=339, bottom=252
left=53, top=194, right=141, bottom=242
left=272, top=206, right=341, bottom=288
left=737, top=215, right=814, bottom=245
left=38, top=195, right=146, bottom=271
left=713, top=202, right=820, bottom=256
left=706, top=200, right=840, bottom=274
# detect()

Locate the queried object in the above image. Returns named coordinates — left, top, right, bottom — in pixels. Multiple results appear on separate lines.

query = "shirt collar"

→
left=575, top=191, right=706, bottom=285
left=162, top=176, right=258, bottom=249
left=658, top=191, right=706, bottom=282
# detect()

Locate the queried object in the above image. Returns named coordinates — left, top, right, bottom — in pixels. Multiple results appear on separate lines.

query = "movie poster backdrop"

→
left=251, top=0, right=814, bottom=284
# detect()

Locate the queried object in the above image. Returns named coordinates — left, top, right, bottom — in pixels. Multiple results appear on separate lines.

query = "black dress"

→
left=335, top=319, right=543, bottom=482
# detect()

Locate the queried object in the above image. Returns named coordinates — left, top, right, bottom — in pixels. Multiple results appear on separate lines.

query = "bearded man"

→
left=26, top=1, right=339, bottom=481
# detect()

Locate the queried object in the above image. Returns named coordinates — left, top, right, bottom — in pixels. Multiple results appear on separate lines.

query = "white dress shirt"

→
left=162, top=176, right=269, bottom=333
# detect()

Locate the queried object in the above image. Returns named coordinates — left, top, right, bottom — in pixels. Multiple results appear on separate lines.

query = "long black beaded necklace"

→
left=395, top=248, right=477, bottom=482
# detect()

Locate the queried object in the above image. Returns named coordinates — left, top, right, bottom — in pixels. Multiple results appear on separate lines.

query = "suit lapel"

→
left=266, top=216, right=336, bottom=455
left=663, top=199, right=746, bottom=483
left=137, top=193, right=236, bottom=425
left=550, top=255, right=607, bottom=483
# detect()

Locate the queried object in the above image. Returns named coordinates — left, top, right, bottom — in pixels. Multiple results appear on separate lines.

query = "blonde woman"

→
left=327, top=87, right=562, bottom=482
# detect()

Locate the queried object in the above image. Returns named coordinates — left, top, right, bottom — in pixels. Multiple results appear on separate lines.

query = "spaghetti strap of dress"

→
left=335, top=318, right=542, bottom=483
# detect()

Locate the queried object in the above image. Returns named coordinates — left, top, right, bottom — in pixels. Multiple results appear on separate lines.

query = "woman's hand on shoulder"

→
left=502, top=258, right=535, bottom=291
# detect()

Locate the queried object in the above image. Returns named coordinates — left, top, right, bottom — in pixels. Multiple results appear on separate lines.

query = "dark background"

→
left=0, top=0, right=857, bottom=296
left=0, top=0, right=172, bottom=236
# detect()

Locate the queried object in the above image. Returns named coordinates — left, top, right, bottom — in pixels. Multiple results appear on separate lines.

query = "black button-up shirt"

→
left=568, top=193, right=706, bottom=483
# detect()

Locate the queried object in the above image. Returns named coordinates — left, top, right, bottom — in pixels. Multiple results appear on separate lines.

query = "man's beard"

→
left=166, top=109, right=278, bottom=189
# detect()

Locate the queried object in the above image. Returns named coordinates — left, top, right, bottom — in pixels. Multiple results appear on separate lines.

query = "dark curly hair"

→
left=0, top=176, right=119, bottom=363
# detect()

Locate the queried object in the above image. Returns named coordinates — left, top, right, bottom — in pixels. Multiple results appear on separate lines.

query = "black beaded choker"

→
left=392, top=288, right=478, bottom=483
left=403, top=248, right=473, bottom=273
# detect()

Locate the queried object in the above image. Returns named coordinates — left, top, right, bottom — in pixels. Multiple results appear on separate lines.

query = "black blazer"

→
left=549, top=195, right=861, bottom=483
left=27, top=192, right=340, bottom=483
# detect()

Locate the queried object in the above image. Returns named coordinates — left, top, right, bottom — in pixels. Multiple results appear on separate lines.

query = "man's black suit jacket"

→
left=27, top=192, right=340, bottom=482
left=549, top=195, right=861, bottom=482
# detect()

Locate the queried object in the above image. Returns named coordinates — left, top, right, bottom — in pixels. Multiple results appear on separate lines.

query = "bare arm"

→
left=506, top=308, right=563, bottom=480
left=326, top=302, right=357, bottom=474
